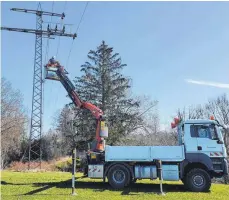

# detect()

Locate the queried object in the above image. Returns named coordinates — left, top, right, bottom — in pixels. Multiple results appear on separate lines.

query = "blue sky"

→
left=2, top=1, right=229, bottom=132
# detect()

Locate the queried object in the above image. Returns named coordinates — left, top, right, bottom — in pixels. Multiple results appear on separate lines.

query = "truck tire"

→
left=184, top=168, right=211, bottom=192
left=107, top=164, right=131, bottom=189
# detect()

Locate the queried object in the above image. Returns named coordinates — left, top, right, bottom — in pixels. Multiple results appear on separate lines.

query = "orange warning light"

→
left=210, top=116, right=214, bottom=120
left=174, top=117, right=180, bottom=124
left=171, top=122, right=176, bottom=129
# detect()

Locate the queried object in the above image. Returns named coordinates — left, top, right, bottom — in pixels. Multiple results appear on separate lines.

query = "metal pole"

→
left=158, top=160, right=165, bottom=196
left=1, top=6, right=76, bottom=170
left=155, top=159, right=165, bottom=195
left=29, top=8, right=43, bottom=169
left=72, top=147, right=77, bottom=195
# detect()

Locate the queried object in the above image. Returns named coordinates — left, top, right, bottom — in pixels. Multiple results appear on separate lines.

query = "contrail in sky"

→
left=185, top=79, right=229, bottom=89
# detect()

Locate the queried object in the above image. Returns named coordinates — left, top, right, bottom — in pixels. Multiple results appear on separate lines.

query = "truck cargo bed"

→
left=105, top=145, right=185, bottom=162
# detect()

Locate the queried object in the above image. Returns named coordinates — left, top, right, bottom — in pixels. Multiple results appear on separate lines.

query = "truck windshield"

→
left=191, top=124, right=221, bottom=140
left=208, top=125, right=218, bottom=140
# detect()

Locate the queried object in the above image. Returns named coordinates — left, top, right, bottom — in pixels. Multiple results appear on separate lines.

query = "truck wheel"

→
left=108, top=164, right=130, bottom=189
left=185, top=168, right=211, bottom=192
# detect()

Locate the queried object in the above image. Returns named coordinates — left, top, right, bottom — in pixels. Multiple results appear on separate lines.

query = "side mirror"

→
left=217, top=140, right=223, bottom=144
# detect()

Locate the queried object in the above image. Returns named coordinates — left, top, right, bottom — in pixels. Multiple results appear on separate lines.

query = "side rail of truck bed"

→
left=105, top=145, right=185, bottom=162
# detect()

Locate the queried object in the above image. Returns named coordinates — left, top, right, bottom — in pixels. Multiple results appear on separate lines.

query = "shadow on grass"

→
left=1, top=179, right=188, bottom=196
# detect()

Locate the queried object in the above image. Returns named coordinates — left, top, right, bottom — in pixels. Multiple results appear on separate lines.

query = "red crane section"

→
left=45, top=64, right=106, bottom=151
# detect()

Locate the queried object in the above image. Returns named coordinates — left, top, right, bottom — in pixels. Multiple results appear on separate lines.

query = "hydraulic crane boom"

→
left=56, top=67, right=104, bottom=120
left=46, top=65, right=107, bottom=151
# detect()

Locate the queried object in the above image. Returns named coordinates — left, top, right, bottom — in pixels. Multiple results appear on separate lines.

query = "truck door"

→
left=184, top=124, right=198, bottom=153
left=191, top=124, right=222, bottom=156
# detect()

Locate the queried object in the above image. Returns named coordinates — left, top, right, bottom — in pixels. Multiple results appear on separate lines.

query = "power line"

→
left=66, top=40, right=74, bottom=70
left=53, top=1, right=68, bottom=118
left=63, top=0, right=67, bottom=12
left=138, top=102, right=158, bottom=118
left=45, top=1, right=55, bottom=116
left=43, top=37, right=49, bottom=127
left=56, top=34, right=61, bottom=57
left=44, top=36, right=50, bottom=63
left=56, top=1, right=68, bottom=58
left=76, top=1, right=89, bottom=33
left=55, top=19, right=64, bottom=115
left=65, top=1, right=89, bottom=69
left=43, top=1, right=54, bottom=68
left=56, top=19, right=63, bottom=58
left=43, top=21, right=74, bottom=26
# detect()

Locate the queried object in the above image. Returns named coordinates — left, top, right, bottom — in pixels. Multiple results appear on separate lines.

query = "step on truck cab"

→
left=87, top=117, right=228, bottom=192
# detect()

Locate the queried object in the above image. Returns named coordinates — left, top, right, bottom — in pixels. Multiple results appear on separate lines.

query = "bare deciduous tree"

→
left=55, top=105, right=90, bottom=154
left=1, top=78, right=27, bottom=168
left=177, top=94, right=229, bottom=155
left=176, top=94, right=229, bottom=183
left=205, top=94, right=229, bottom=153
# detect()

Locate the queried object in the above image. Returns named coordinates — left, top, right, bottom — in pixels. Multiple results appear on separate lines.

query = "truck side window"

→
left=190, top=125, right=198, bottom=137
left=190, top=125, right=217, bottom=139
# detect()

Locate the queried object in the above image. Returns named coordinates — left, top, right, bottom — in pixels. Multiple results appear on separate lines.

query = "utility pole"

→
left=1, top=4, right=76, bottom=169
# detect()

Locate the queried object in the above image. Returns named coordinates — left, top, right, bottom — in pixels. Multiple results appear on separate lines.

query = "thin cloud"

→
left=185, top=79, right=229, bottom=89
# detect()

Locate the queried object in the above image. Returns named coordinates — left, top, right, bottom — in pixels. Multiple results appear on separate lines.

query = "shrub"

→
left=7, top=156, right=86, bottom=172
left=8, top=161, right=56, bottom=171
left=54, top=158, right=83, bottom=172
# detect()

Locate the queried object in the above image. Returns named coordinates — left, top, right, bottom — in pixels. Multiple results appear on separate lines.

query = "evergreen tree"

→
left=72, top=41, right=142, bottom=145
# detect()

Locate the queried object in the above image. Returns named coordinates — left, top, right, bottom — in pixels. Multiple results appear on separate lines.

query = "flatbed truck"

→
left=45, top=62, right=228, bottom=192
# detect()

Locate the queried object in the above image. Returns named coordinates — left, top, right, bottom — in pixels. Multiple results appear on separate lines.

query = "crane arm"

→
left=51, top=66, right=105, bottom=151
left=82, top=102, right=103, bottom=120
left=55, top=67, right=82, bottom=107
left=55, top=67, right=103, bottom=119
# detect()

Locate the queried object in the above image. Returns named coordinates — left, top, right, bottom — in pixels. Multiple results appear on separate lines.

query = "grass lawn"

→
left=1, top=171, right=229, bottom=200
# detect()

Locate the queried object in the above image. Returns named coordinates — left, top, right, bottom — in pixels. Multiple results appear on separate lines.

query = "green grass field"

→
left=1, top=171, right=229, bottom=200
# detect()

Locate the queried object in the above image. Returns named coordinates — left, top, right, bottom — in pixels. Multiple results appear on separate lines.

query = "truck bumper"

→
left=223, top=158, right=228, bottom=175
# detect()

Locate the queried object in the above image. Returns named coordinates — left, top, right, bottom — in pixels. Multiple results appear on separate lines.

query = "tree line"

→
left=1, top=41, right=228, bottom=173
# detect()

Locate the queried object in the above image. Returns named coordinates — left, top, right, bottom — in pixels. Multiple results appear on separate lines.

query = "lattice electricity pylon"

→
left=28, top=8, right=43, bottom=169
left=1, top=4, right=76, bottom=169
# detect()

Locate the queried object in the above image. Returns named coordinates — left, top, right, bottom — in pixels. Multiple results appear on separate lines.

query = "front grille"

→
left=213, top=164, right=223, bottom=170
left=211, top=158, right=223, bottom=171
